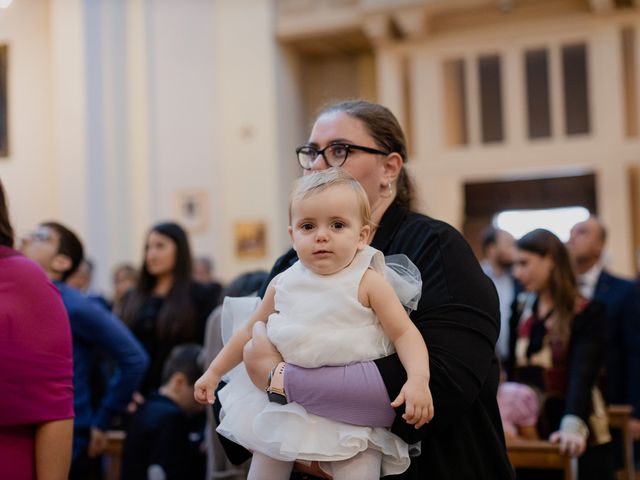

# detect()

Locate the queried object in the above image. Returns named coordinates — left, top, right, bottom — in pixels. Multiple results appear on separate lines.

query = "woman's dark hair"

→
left=319, top=100, right=416, bottom=211
left=121, top=222, right=197, bottom=341
left=0, top=179, right=14, bottom=247
left=517, top=228, right=577, bottom=342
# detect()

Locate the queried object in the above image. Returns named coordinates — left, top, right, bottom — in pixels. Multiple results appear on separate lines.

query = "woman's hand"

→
left=549, top=430, right=586, bottom=457
left=243, top=321, right=284, bottom=390
left=293, top=461, right=332, bottom=479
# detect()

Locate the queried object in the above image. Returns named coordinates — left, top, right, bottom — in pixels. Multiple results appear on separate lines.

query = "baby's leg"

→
left=331, top=448, right=382, bottom=480
left=247, top=452, right=294, bottom=480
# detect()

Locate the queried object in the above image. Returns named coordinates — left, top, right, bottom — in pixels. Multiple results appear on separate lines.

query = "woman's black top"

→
left=126, top=282, right=220, bottom=395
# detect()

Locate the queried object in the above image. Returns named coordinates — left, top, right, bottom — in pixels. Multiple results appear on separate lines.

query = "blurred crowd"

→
left=1, top=178, right=639, bottom=479
left=481, top=221, right=640, bottom=478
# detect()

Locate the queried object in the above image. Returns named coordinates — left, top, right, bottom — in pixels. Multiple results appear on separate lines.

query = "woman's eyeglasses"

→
left=295, top=143, right=389, bottom=170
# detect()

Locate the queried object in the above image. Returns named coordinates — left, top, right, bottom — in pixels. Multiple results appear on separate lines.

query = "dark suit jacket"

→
left=594, top=270, right=640, bottom=418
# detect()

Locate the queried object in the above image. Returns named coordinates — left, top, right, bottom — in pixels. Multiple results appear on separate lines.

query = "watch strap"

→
left=266, top=362, right=287, bottom=405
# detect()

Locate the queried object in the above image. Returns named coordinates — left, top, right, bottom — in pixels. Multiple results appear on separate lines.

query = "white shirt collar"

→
left=577, top=262, right=603, bottom=299
left=481, top=261, right=509, bottom=280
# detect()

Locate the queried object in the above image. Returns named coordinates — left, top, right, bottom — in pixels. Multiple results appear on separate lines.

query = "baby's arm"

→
left=194, top=279, right=278, bottom=404
left=361, top=269, right=434, bottom=428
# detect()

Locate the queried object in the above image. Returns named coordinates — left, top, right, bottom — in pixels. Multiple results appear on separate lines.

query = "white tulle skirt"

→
left=216, top=249, right=424, bottom=476
left=216, top=363, right=411, bottom=476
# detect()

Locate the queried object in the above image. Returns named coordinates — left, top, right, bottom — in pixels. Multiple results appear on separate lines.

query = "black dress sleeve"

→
left=564, top=300, right=606, bottom=421
left=374, top=218, right=501, bottom=444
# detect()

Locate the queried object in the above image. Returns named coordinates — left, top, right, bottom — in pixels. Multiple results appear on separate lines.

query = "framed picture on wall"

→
left=0, top=45, right=8, bottom=157
left=173, top=189, right=209, bottom=234
left=234, top=221, right=267, bottom=259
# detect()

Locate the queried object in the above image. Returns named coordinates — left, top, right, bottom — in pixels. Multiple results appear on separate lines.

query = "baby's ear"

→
left=358, top=224, right=371, bottom=249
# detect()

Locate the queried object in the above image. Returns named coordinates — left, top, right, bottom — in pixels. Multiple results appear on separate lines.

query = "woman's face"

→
left=513, top=249, right=554, bottom=293
left=306, top=112, right=388, bottom=213
left=145, top=231, right=177, bottom=278
left=114, top=269, right=137, bottom=299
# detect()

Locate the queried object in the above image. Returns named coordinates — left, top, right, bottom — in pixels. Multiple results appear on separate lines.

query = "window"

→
left=478, top=55, right=504, bottom=143
left=401, top=56, right=414, bottom=154
left=562, top=43, right=591, bottom=135
left=442, top=59, right=468, bottom=147
left=525, top=49, right=552, bottom=139
left=495, top=206, right=590, bottom=242
left=622, top=27, right=638, bottom=138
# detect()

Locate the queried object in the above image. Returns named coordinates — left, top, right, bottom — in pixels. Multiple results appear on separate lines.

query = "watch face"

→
left=267, top=392, right=287, bottom=405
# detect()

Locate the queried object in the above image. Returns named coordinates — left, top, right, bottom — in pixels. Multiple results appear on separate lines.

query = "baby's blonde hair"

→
left=288, top=168, right=372, bottom=228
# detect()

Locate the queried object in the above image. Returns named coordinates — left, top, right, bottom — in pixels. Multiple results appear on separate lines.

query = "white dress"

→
left=216, top=246, right=413, bottom=476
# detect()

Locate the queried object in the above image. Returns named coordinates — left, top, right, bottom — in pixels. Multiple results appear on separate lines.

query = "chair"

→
left=104, top=430, right=126, bottom=480
left=607, top=404, right=636, bottom=480
left=507, top=438, right=577, bottom=480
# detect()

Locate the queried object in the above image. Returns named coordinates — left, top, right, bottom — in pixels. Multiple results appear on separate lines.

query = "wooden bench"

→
left=104, top=430, right=126, bottom=480
left=507, top=438, right=577, bottom=480
left=507, top=405, right=637, bottom=480
left=608, top=404, right=637, bottom=480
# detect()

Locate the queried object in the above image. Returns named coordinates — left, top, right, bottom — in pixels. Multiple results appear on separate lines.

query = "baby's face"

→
left=289, top=185, right=369, bottom=276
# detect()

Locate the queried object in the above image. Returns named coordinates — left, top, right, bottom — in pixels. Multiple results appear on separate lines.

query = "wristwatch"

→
left=266, top=362, right=287, bottom=405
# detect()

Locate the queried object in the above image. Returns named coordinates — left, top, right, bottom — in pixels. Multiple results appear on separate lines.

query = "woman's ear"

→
left=381, top=152, right=403, bottom=185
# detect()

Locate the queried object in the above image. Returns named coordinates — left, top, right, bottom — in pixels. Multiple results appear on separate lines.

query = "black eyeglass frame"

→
left=295, top=143, right=390, bottom=170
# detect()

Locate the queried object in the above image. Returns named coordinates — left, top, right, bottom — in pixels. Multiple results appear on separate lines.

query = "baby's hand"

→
left=194, top=369, right=221, bottom=405
left=390, top=375, right=434, bottom=429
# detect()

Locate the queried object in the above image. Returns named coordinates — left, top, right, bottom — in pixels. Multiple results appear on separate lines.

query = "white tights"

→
left=247, top=449, right=382, bottom=480
left=247, top=453, right=293, bottom=480
left=331, top=448, right=383, bottom=480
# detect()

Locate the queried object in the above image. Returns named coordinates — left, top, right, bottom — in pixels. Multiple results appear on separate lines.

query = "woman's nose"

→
left=309, top=153, right=328, bottom=171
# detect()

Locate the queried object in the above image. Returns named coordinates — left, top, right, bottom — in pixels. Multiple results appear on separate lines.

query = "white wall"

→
left=0, top=0, right=288, bottom=290
left=210, top=0, right=284, bottom=281
left=0, top=0, right=57, bottom=238
left=144, top=0, right=220, bottom=265
left=124, top=0, right=285, bottom=283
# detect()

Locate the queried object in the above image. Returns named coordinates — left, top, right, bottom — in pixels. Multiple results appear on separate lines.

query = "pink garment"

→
left=0, top=247, right=74, bottom=480
left=497, top=382, right=540, bottom=436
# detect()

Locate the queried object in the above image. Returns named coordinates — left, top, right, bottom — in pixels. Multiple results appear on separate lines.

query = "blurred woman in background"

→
left=510, top=228, right=613, bottom=480
left=118, top=222, right=219, bottom=396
